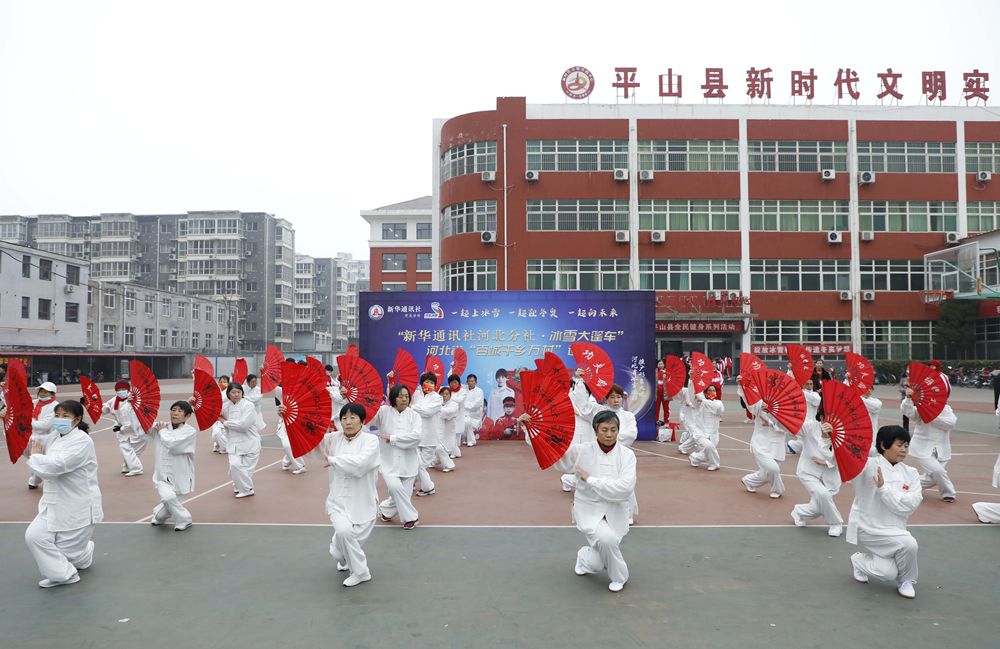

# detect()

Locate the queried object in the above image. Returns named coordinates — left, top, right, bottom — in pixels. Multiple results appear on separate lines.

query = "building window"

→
left=144, top=296, right=154, bottom=315
left=441, top=200, right=497, bottom=238
left=171, top=330, right=179, bottom=348
left=639, top=259, right=741, bottom=290
left=750, top=259, right=851, bottom=291
left=381, top=223, right=407, bottom=240
left=859, top=201, right=957, bottom=232
left=416, top=282, right=433, bottom=291
left=441, top=140, right=496, bottom=181
left=21, top=296, right=30, bottom=318
left=966, top=142, right=1000, bottom=174
left=749, top=140, right=848, bottom=172
left=102, top=324, right=116, bottom=346
left=22, top=255, right=31, bottom=278
left=66, top=264, right=80, bottom=285
left=192, top=304, right=200, bottom=320
left=527, top=259, right=629, bottom=291
left=160, top=329, right=167, bottom=347
left=640, top=199, right=740, bottom=231
left=192, top=332, right=200, bottom=348
left=65, top=302, right=79, bottom=323
left=526, top=140, right=627, bottom=171
left=750, top=200, right=849, bottom=232
left=527, top=199, right=629, bottom=231
left=858, top=141, right=956, bottom=173
left=178, top=302, right=187, bottom=319
left=124, top=326, right=135, bottom=348
left=859, top=260, right=925, bottom=291
left=862, top=321, right=934, bottom=360
left=161, top=298, right=171, bottom=317
left=968, top=201, right=1000, bottom=232
left=218, top=334, right=225, bottom=349
left=381, top=283, right=406, bottom=291
left=638, top=140, right=738, bottom=171
left=416, top=253, right=432, bottom=271
left=39, top=259, right=52, bottom=281
left=103, top=289, right=116, bottom=309
left=754, top=320, right=852, bottom=346
left=442, top=259, right=497, bottom=291
left=205, top=306, right=213, bottom=322
left=382, top=253, right=407, bottom=272
left=415, top=223, right=432, bottom=240
left=143, top=328, right=154, bottom=348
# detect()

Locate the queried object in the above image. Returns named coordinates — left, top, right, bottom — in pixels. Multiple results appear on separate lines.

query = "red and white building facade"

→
left=362, top=196, right=433, bottom=293
left=429, top=97, right=1000, bottom=362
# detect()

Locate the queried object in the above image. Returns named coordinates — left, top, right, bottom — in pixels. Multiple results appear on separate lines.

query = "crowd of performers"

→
left=1, top=350, right=997, bottom=596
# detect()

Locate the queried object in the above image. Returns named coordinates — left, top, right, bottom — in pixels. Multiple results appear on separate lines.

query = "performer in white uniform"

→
left=411, top=372, right=453, bottom=496
left=461, top=373, right=485, bottom=447
left=103, top=379, right=149, bottom=477
left=901, top=388, right=958, bottom=502
left=971, top=451, right=1000, bottom=523
left=788, top=379, right=822, bottom=455
left=738, top=376, right=788, bottom=498
left=26, top=382, right=59, bottom=489
left=219, top=382, right=261, bottom=498
left=148, top=400, right=197, bottom=530
left=847, top=425, right=922, bottom=599
left=860, top=386, right=883, bottom=456
left=790, top=413, right=844, bottom=536
left=439, top=386, right=462, bottom=461
left=326, top=402, right=381, bottom=587
left=211, top=375, right=230, bottom=454
left=689, top=384, right=724, bottom=471
left=676, top=381, right=700, bottom=455
left=442, top=375, right=465, bottom=457
left=604, top=384, right=638, bottom=522
left=273, top=384, right=306, bottom=474
left=563, top=372, right=601, bottom=492
left=24, top=400, right=103, bottom=587
left=373, top=384, right=422, bottom=529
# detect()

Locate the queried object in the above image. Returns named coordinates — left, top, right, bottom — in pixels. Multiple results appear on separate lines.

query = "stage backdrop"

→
left=359, top=291, right=657, bottom=441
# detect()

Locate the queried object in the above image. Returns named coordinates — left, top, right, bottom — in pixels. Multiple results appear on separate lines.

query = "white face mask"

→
left=51, top=418, right=73, bottom=435
left=38, top=395, right=53, bottom=402
left=116, top=390, right=130, bottom=399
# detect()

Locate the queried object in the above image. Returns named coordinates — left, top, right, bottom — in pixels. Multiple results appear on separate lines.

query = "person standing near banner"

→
left=373, top=384, right=421, bottom=530
left=677, top=381, right=700, bottom=456
left=326, top=402, right=380, bottom=587
left=461, top=373, right=485, bottom=447
left=411, top=372, right=452, bottom=496
left=444, top=374, right=465, bottom=457
left=654, top=360, right=668, bottom=426
left=24, top=400, right=103, bottom=588
left=790, top=410, right=843, bottom=536
left=689, top=384, right=724, bottom=471
left=562, top=371, right=601, bottom=492
left=439, top=385, right=462, bottom=458
left=219, top=382, right=261, bottom=498
left=737, top=375, right=788, bottom=498
left=148, top=400, right=197, bottom=531
left=26, top=382, right=59, bottom=490
left=901, top=387, right=958, bottom=502
left=847, top=425, right=922, bottom=599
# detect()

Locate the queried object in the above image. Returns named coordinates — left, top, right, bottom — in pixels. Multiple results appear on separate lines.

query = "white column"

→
left=956, top=120, right=968, bottom=238
left=431, top=119, right=443, bottom=290
left=738, top=119, right=751, bottom=354
left=848, top=118, right=861, bottom=354
left=628, top=118, right=639, bottom=290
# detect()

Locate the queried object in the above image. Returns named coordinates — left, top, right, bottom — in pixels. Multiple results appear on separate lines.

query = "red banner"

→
left=979, top=301, right=1000, bottom=318
left=751, top=343, right=852, bottom=355
left=656, top=321, right=743, bottom=334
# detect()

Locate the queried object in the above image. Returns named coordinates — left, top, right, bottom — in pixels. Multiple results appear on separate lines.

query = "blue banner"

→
left=359, top=291, right=657, bottom=441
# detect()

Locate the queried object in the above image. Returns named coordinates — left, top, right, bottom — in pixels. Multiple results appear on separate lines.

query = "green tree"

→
left=933, top=300, right=977, bottom=359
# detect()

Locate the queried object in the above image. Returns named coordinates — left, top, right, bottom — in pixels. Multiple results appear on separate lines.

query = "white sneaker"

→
left=897, top=581, right=916, bottom=599
left=574, top=558, right=587, bottom=576
left=827, top=525, right=843, bottom=537
left=689, top=457, right=701, bottom=468
left=850, top=553, right=869, bottom=583
left=791, top=509, right=806, bottom=527
left=235, top=490, right=255, bottom=499
left=343, top=573, right=371, bottom=587
left=741, top=477, right=757, bottom=493
left=442, top=467, right=454, bottom=473
left=39, top=573, right=80, bottom=588
left=125, top=469, right=143, bottom=477
left=769, top=492, right=782, bottom=499
left=291, top=467, right=306, bottom=475
left=608, top=581, right=625, bottom=592
left=174, top=522, right=193, bottom=532
left=707, top=465, right=719, bottom=471
left=336, top=562, right=348, bottom=572
left=281, top=464, right=290, bottom=471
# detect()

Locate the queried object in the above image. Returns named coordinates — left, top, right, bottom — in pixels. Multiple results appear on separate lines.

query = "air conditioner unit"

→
left=726, top=291, right=740, bottom=302
left=976, top=171, right=992, bottom=183
left=525, top=170, right=540, bottom=182
left=827, top=231, right=843, bottom=244
left=639, top=170, right=655, bottom=182
left=859, top=171, right=876, bottom=185
left=860, top=231, right=875, bottom=241
left=169, top=274, right=177, bottom=281
left=480, top=231, right=497, bottom=244
left=614, top=230, right=630, bottom=243
left=63, top=284, right=76, bottom=294
left=945, top=231, right=960, bottom=244
left=135, top=253, right=143, bottom=259
left=650, top=230, right=666, bottom=243
left=821, top=169, right=836, bottom=181
left=613, top=168, right=629, bottom=181
left=168, top=253, right=176, bottom=260
left=839, top=290, right=852, bottom=301
left=481, top=170, right=496, bottom=182
left=706, top=290, right=722, bottom=301
left=862, top=290, right=876, bottom=302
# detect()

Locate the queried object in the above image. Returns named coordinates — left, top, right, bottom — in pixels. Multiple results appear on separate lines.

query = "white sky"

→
left=1, top=0, right=997, bottom=259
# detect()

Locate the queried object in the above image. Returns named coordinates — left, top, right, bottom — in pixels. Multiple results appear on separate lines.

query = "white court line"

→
left=0, top=521, right=994, bottom=528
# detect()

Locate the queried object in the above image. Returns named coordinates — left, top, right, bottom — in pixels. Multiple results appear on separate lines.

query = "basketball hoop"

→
left=921, top=290, right=952, bottom=305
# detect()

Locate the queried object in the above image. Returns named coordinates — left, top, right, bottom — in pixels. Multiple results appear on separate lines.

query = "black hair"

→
left=388, top=384, right=411, bottom=407
left=592, top=410, right=620, bottom=431
left=502, top=396, right=515, bottom=405
left=607, top=384, right=625, bottom=397
left=439, top=386, right=451, bottom=395
left=219, top=375, right=230, bottom=382
left=325, top=364, right=334, bottom=372
left=246, top=373, right=258, bottom=381
left=419, top=371, right=437, bottom=386
left=339, top=402, right=367, bottom=422
left=876, top=425, right=910, bottom=455
left=170, top=400, right=195, bottom=416
left=226, top=382, right=245, bottom=398
left=495, top=368, right=508, bottom=379
left=297, top=360, right=307, bottom=366
left=467, top=373, right=477, bottom=381
left=815, top=403, right=825, bottom=422
left=447, top=374, right=461, bottom=384
left=55, top=400, right=90, bottom=433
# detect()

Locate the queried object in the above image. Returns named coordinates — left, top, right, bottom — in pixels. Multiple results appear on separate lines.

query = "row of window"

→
left=18, top=297, right=79, bottom=322
left=95, top=324, right=227, bottom=351
left=751, top=320, right=933, bottom=362
left=99, top=288, right=229, bottom=322
left=16, top=254, right=82, bottom=284
left=381, top=253, right=432, bottom=272
left=381, top=222, right=432, bottom=241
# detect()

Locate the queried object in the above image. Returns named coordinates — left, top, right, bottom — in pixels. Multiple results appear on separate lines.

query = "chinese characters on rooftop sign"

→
left=562, top=66, right=990, bottom=104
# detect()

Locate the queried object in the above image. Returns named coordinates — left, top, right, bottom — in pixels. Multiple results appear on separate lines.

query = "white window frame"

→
left=749, top=140, right=848, bottom=172
left=527, top=199, right=629, bottom=232
left=857, top=141, right=956, bottom=173
left=638, top=140, right=738, bottom=171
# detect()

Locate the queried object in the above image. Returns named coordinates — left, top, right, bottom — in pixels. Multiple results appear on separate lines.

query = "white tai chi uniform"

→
left=607, top=406, right=639, bottom=520
left=677, top=384, right=699, bottom=453
left=26, top=399, right=57, bottom=488
left=326, top=430, right=381, bottom=582
left=103, top=397, right=149, bottom=475
left=690, top=392, right=724, bottom=470
left=272, top=386, right=305, bottom=472
left=211, top=388, right=229, bottom=454
left=791, top=420, right=843, bottom=528
left=562, top=381, right=601, bottom=491
left=901, top=399, right=958, bottom=500
left=221, top=398, right=261, bottom=496
left=328, top=378, right=347, bottom=433
left=150, top=421, right=196, bottom=529
left=25, top=427, right=103, bottom=585
left=371, top=405, right=421, bottom=524
left=788, top=388, right=821, bottom=455
left=440, top=396, right=462, bottom=459
left=847, top=454, right=922, bottom=587
left=411, top=389, right=452, bottom=492
left=554, top=441, right=637, bottom=588
left=861, top=394, right=883, bottom=456
left=461, top=385, right=485, bottom=446
left=971, top=453, right=1000, bottom=523
left=738, top=384, right=787, bottom=496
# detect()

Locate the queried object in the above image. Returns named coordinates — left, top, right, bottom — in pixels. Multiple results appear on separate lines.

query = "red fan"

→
left=519, top=370, right=575, bottom=469
left=346, top=343, right=360, bottom=357
left=194, top=355, right=214, bottom=377
left=785, top=344, right=814, bottom=387
left=689, top=352, right=715, bottom=394
left=740, top=352, right=767, bottom=376
left=569, top=342, right=614, bottom=401
left=425, top=355, right=446, bottom=389
left=390, top=348, right=419, bottom=393
left=450, top=347, right=468, bottom=378
left=3, top=359, right=32, bottom=463
left=259, top=344, right=284, bottom=393
left=744, top=369, right=807, bottom=434
left=279, top=360, right=332, bottom=457
left=306, top=356, right=327, bottom=381
left=78, top=375, right=103, bottom=425
left=845, top=353, right=875, bottom=395
left=191, top=369, right=223, bottom=431
left=662, top=355, right=687, bottom=399
left=907, top=362, right=948, bottom=423
left=337, top=353, right=385, bottom=424
left=821, top=380, right=873, bottom=482
left=232, top=358, right=248, bottom=385
left=128, top=360, right=160, bottom=431
left=534, top=352, right=570, bottom=391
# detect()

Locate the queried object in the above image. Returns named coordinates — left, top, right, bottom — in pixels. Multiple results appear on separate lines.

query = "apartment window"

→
left=161, top=298, right=171, bottom=317
left=144, top=296, right=154, bottom=315
left=217, top=334, right=225, bottom=349
left=39, top=259, right=52, bottom=281
left=65, top=302, right=79, bottom=323
left=87, top=323, right=92, bottom=346
left=382, top=223, right=407, bottom=241
left=22, top=255, right=31, bottom=278
left=750, top=200, right=850, bottom=231
left=527, top=199, right=629, bottom=231
left=441, top=200, right=497, bottom=238
left=124, top=290, right=135, bottom=313
left=968, top=201, right=1000, bottom=233
left=143, top=328, right=154, bottom=348
left=382, top=253, right=407, bottom=272
left=526, top=259, right=629, bottom=291
left=640, top=199, right=739, bottom=231
left=416, top=282, right=433, bottom=291
left=246, top=281, right=258, bottom=293
left=124, top=326, right=135, bottom=348
left=192, top=303, right=200, bottom=320
left=381, top=282, right=406, bottom=292
left=861, top=321, right=934, bottom=361
left=160, top=329, right=167, bottom=347
left=440, top=140, right=496, bottom=181
left=103, top=324, right=116, bottom=346
left=639, top=259, right=741, bottom=290
left=171, top=330, right=179, bottom=348
left=442, top=259, right=497, bottom=291
left=192, top=332, right=200, bottom=348
left=205, top=307, right=212, bottom=322
left=178, top=302, right=187, bottom=319
left=638, top=140, right=738, bottom=171
left=103, top=288, right=116, bottom=309
left=416, top=253, right=432, bottom=271
left=749, top=140, right=848, bottom=172
left=66, top=264, right=80, bottom=285
left=859, top=260, right=925, bottom=291
left=217, top=306, right=225, bottom=321
left=966, top=142, right=1000, bottom=174
left=526, top=140, right=627, bottom=171
left=416, top=223, right=432, bottom=240
left=754, top=320, right=852, bottom=345
left=859, top=201, right=957, bottom=232
left=750, top=259, right=851, bottom=291
left=858, top=141, right=956, bottom=173
left=21, top=296, right=30, bottom=318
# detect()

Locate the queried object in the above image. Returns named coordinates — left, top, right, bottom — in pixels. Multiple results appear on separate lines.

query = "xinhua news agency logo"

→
left=423, top=302, right=445, bottom=319
left=368, top=304, right=384, bottom=321
left=561, top=66, right=595, bottom=99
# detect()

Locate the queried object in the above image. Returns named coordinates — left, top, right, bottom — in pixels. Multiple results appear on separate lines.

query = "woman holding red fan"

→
left=902, top=386, right=958, bottom=502
left=103, top=380, right=149, bottom=477
left=654, top=360, right=669, bottom=426
left=148, top=401, right=197, bottom=531
left=790, top=409, right=844, bottom=537
left=562, top=370, right=602, bottom=492
left=372, top=383, right=422, bottom=530
left=219, top=382, right=262, bottom=498
left=737, top=375, right=788, bottom=499
left=26, top=382, right=59, bottom=490
left=689, top=384, right=724, bottom=471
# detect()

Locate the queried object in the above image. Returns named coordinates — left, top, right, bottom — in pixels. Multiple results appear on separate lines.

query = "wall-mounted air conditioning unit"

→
left=860, top=231, right=875, bottom=241
left=650, top=230, right=666, bottom=243
left=821, top=169, right=836, bottom=181
left=859, top=171, right=876, bottom=185
left=525, top=170, right=540, bottom=182
left=481, top=231, right=497, bottom=244
left=481, top=171, right=496, bottom=182
left=706, top=290, right=722, bottom=301
left=976, top=171, right=991, bottom=183
left=168, top=253, right=177, bottom=260
left=862, top=290, right=876, bottom=302
left=839, top=290, right=852, bottom=301
left=63, top=285, right=75, bottom=294
left=614, top=230, right=630, bottom=243
left=613, top=168, right=629, bottom=181
left=945, top=231, right=960, bottom=244
left=639, top=170, right=654, bottom=182
left=827, top=231, right=843, bottom=244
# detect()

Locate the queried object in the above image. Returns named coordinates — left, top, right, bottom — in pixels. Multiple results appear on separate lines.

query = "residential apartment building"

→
left=361, top=196, right=433, bottom=292
left=293, top=252, right=369, bottom=358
